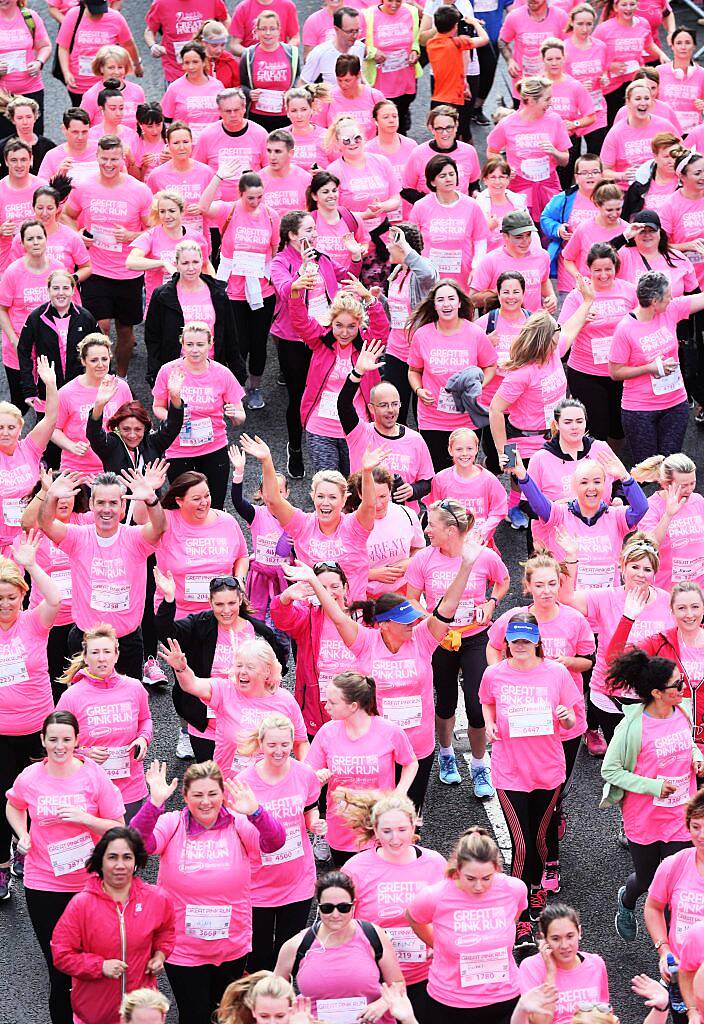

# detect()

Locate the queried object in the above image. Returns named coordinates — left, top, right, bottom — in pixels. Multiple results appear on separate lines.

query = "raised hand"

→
left=167, top=368, right=185, bottom=401
left=283, top=561, right=318, bottom=585
left=158, top=638, right=188, bottom=673
left=360, top=444, right=391, bottom=473
left=354, top=339, right=385, bottom=376
left=153, top=565, right=177, bottom=603
left=120, top=468, right=156, bottom=503
left=623, top=584, right=650, bottom=619
left=224, top=777, right=260, bottom=816
left=631, top=974, right=669, bottom=1010
left=663, top=482, right=687, bottom=518
left=379, top=984, right=415, bottom=1024
left=594, top=447, right=628, bottom=482
left=342, top=275, right=373, bottom=303
left=239, top=433, right=272, bottom=462
left=516, top=984, right=558, bottom=1019
left=554, top=525, right=578, bottom=561
left=228, top=444, right=246, bottom=478
left=12, top=529, right=40, bottom=569
left=289, top=995, right=315, bottom=1024
left=142, top=458, right=169, bottom=493
left=47, top=471, right=83, bottom=501
left=95, top=375, right=119, bottom=411
left=35, top=355, right=57, bottom=389
left=144, top=760, right=178, bottom=807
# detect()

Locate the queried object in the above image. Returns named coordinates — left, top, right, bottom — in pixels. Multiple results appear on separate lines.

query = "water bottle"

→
left=668, top=953, right=687, bottom=1015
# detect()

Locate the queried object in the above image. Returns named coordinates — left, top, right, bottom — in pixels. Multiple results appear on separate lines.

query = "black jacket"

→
left=155, top=598, right=289, bottom=732
left=144, top=273, right=246, bottom=386
left=85, top=401, right=185, bottom=475
left=18, top=302, right=97, bottom=401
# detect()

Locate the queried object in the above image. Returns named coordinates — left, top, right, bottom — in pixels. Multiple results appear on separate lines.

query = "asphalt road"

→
left=2, top=3, right=704, bottom=1021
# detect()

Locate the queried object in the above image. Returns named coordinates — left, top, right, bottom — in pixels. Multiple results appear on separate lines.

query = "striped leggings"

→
left=497, top=786, right=562, bottom=892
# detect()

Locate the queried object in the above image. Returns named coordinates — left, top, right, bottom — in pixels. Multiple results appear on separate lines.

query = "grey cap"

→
left=501, top=210, right=536, bottom=235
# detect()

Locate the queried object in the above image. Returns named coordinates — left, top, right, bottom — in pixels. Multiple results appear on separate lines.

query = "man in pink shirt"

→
left=0, top=140, right=45, bottom=274
left=37, top=108, right=98, bottom=184
left=39, top=469, right=167, bottom=680
left=144, top=0, right=229, bottom=83
left=260, top=130, right=312, bottom=215
left=470, top=209, right=555, bottom=313
left=194, top=88, right=269, bottom=202
left=63, top=135, right=153, bottom=376
left=498, top=0, right=568, bottom=98
left=229, top=0, right=300, bottom=53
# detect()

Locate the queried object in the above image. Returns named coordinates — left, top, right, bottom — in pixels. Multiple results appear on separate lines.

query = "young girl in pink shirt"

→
left=427, top=428, right=507, bottom=547
left=407, top=827, right=528, bottom=1022
left=602, top=648, right=704, bottom=941
left=562, top=182, right=627, bottom=286
left=237, top=714, right=323, bottom=971
left=593, top=0, right=664, bottom=123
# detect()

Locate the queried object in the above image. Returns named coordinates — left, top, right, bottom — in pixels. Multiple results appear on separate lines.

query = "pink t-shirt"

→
left=347, top=423, right=434, bottom=516
left=367, top=135, right=417, bottom=222
left=0, top=7, right=50, bottom=95
left=660, top=192, right=704, bottom=288
left=302, top=7, right=335, bottom=48
left=60, top=523, right=157, bottom=635
left=37, top=145, right=98, bottom=186
left=614, top=98, right=680, bottom=132
left=229, top=0, right=299, bottom=47
left=499, top=4, right=568, bottom=94
left=249, top=45, right=293, bottom=117
left=478, top=659, right=582, bottom=790
left=0, top=606, right=52, bottom=735
left=408, top=875, right=528, bottom=1007
left=680, top=919, right=704, bottom=972
left=210, top=199, right=279, bottom=300
left=519, top=952, right=609, bottom=1024
left=312, top=209, right=370, bottom=273
left=327, top=152, right=398, bottom=232
left=649, top=848, right=704, bottom=957
left=131, top=225, right=208, bottom=306
left=207, top=678, right=307, bottom=779
left=402, top=140, right=481, bottom=197
left=351, top=619, right=438, bottom=758
left=56, top=375, right=132, bottom=475
left=81, top=80, right=146, bottom=128
left=535, top=501, right=633, bottom=591
left=475, top=310, right=527, bottom=409
left=318, top=86, right=386, bottom=141
left=306, top=344, right=368, bottom=439
left=68, top=174, right=153, bottom=279
left=145, top=0, right=229, bottom=82
left=547, top=76, right=596, bottom=131
left=564, top=37, right=609, bottom=133
left=237, top=759, right=320, bottom=906
left=562, top=281, right=637, bottom=377
left=593, top=15, right=652, bottom=93
left=622, top=708, right=695, bottom=844
left=0, top=257, right=63, bottom=370
left=427, top=467, right=508, bottom=544
left=260, top=164, right=312, bottom=215
left=406, top=545, right=509, bottom=633
left=157, top=508, right=248, bottom=616
left=471, top=247, right=551, bottom=314
left=407, top=321, right=498, bottom=432
left=600, top=116, right=674, bottom=188
left=9, top=224, right=90, bottom=275
left=287, top=507, right=371, bottom=602
left=409, top=193, right=489, bottom=287
left=6, top=757, right=124, bottom=892
left=194, top=121, right=269, bottom=202
left=56, top=673, right=152, bottom=803
left=161, top=75, right=222, bottom=141
left=56, top=7, right=133, bottom=94
left=24, top=511, right=94, bottom=627
left=248, top=503, right=293, bottom=570
left=609, top=295, right=689, bottom=411
left=317, top=614, right=358, bottom=706
left=617, top=248, right=696, bottom=297
left=0, top=175, right=43, bottom=273
left=146, top=160, right=214, bottom=240
left=189, top=619, right=256, bottom=741
left=153, top=808, right=261, bottom=965
left=656, top=63, right=704, bottom=133
left=176, top=281, right=216, bottom=335
left=641, top=491, right=704, bottom=589
left=306, top=715, right=416, bottom=850
left=495, top=342, right=567, bottom=456
left=561, top=218, right=627, bottom=282
left=385, top=267, right=412, bottom=361
left=527, top=441, right=614, bottom=505
left=555, top=191, right=598, bottom=292
left=487, top=111, right=571, bottom=214
left=587, top=586, right=674, bottom=695
left=345, top=845, right=447, bottom=986
left=288, top=125, right=328, bottom=174
left=365, top=504, right=424, bottom=597
left=0, top=436, right=42, bottom=550
left=367, top=5, right=417, bottom=98
left=152, top=358, right=245, bottom=457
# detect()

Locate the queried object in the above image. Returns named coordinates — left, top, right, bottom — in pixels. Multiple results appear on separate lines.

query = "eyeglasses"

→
left=438, top=499, right=462, bottom=528
left=663, top=680, right=685, bottom=692
left=576, top=1004, right=612, bottom=1014
left=319, top=901, right=355, bottom=914
left=210, top=575, right=242, bottom=591
left=373, top=401, right=400, bottom=410
left=341, top=135, right=363, bottom=146
left=338, top=24, right=360, bottom=33
left=433, top=124, right=455, bottom=133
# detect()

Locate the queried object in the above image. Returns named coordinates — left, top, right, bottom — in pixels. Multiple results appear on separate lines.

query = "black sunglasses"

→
left=663, top=680, right=685, bottom=692
left=319, top=901, right=355, bottom=915
left=210, top=575, right=242, bottom=592
left=438, top=499, right=461, bottom=528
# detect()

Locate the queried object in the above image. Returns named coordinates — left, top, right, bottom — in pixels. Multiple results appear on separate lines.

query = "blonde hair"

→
left=47, top=268, right=76, bottom=289
left=328, top=290, right=366, bottom=325
left=285, top=83, right=329, bottom=108
left=671, top=581, right=704, bottom=608
left=566, top=3, right=595, bottom=31
left=180, top=321, right=213, bottom=347
left=324, top=115, right=362, bottom=156
left=0, top=556, right=28, bottom=595
left=78, top=332, right=112, bottom=362
left=120, top=989, right=169, bottom=1022
left=175, top=238, right=204, bottom=263
left=0, top=401, right=24, bottom=427
left=447, top=826, right=502, bottom=876
left=255, top=9, right=280, bottom=26
left=217, top=972, right=295, bottom=1024
left=570, top=458, right=606, bottom=492
left=631, top=452, right=696, bottom=484
left=183, top=759, right=224, bottom=795
left=517, top=76, right=551, bottom=101
left=236, top=638, right=282, bottom=692
left=429, top=498, right=473, bottom=533
left=448, top=427, right=479, bottom=450
left=540, top=36, right=564, bottom=56
left=503, top=310, right=559, bottom=371
left=149, top=188, right=185, bottom=225
left=337, top=790, right=418, bottom=846
left=625, top=79, right=652, bottom=103
left=195, top=18, right=229, bottom=41
left=620, top=531, right=660, bottom=573
left=59, top=623, right=118, bottom=687
left=572, top=1010, right=617, bottom=1024
left=239, top=713, right=294, bottom=758
left=311, top=469, right=348, bottom=499
left=522, top=551, right=563, bottom=593
left=5, top=94, right=40, bottom=120
left=92, top=44, right=133, bottom=76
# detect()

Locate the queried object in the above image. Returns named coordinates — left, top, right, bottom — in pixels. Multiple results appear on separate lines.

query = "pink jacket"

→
left=270, top=242, right=349, bottom=341
left=270, top=594, right=327, bottom=735
left=291, top=293, right=389, bottom=428
left=51, top=875, right=175, bottom=1024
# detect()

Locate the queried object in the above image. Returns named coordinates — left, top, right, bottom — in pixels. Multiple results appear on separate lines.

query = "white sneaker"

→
left=176, top=731, right=194, bottom=760
left=312, top=834, right=331, bottom=861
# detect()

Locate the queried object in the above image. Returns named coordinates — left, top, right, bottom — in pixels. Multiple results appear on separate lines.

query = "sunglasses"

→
left=314, top=561, right=341, bottom=572
left=663, top=680, right=685, bottom=692
left=319, top=901, right=355, bottom=914
left=438, top=499, right=462, bottom=529
left=210, top=575, right=242, bottom=591
left=576, top=1004, right=612, bottom=1014
left=341, top=135, right=362, bottom=146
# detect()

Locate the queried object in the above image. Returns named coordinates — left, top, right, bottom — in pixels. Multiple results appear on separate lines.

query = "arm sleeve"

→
left=517, top=474, right=552, bottom=522
left=151, top=401, right=185, bottom=453
left=623, top=477, right=648, bottom=528
left=337, top=372, right=361, bottom=435
left=129, top=798, right=163, bottom=855
left=230, top=481, right=256, bottom=525
left=84, top=408, right=114, bottom=466
left=539, top=193, right=566, bottom=242
left=17, top=318, right=37, bottom=399
left=51, top=901, right=106, bottom=980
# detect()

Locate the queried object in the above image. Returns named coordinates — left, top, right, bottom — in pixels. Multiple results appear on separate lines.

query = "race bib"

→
left=180, top=417, right=214, bottom=447
left=672, top=555, right=704, bottom=582
left=308, top=293, right=329, bottom=324
left=78, top=54, right=96, bottom=77
left=231, top=750, right=253, bottom=772
left=48, top=833, right=93, bottom=877
left=316, top=998, right=367, bottom=1024
left=254, top=535, right=280, bottom=566
left=577, top=562, right=614, bottom=589
left=455, top=596, right=475, bottom=625
left=256, top=88, right=284, bottom=113
left=52, top=569, right=73, bottom=601
left=90, top=582, right=130, bottom=612
left=652, top=368, right=684, bottom=395
left=507, top=703, right=554, bottom=738
left=0, top=659, right=29, bottom=688
left=381, top=694, right=423, bottom=730
left=389, top=301, right=408, bottom=330
left=173, top=39, right=189, bottom=62
left=653, top=772, right=691, bottom=807
left=317, top=389, right=340, bottom=421
left=102, top=745, right=131, bottom=780
left=520, top=157, right=550, bottom=182
left=386, top=926, right=428, bottom=963
left=383, top=49, right=409, bottom=71
left=591, top=335, right=611, bottom=365
left=2, top=50, right=26, bottom=72
left=544, top=402, right=556, bottom=429
left=2, top=497, right=25, bottom=526
left=437, top=387, right=460, bottom=414
left=184, top=574, right=212, bottom=603
left=428, top=248, right=462, bottom=274
left=184, top=904, right=232, bottom=939
left=318, top=671, right=333, bottom=702
left=589, top=88, right=604, bottom=110
left=460, top=947, right=510, bottom=987
left=91, top=226, right=121, bottom=253
left=261, top=824, right=304, bottom=864
left=473, top=0, right=498, bottom=11
left=232, top=251, right=266, bottom=277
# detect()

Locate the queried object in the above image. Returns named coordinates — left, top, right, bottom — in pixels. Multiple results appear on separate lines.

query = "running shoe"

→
left=541, top=861, right=561, bottom=893
left=175, top=730, right=195, bottom=760
left=507, top=507, right=529, bottom=530
left=514, top=920, right=536, bottom=949
left=142, top=657, right=167, bottom=685
left=471, top=764, right=495, bottom=799
left=312, top=835, right=331, bottom=862
left=247, top=388, right=265, bottom=410
left=471, top=109, right=492, bottom=126
left=557, top=807, right=567, bottom=841
left=287, top=445, right=305, bottom=480
left=438, top=752, right=461, bottom=785
left=584, top=728, right=607, bottom=757
left=528, top=886, right=548, bottom=922
left=615, top=885, right=638, bottom=941
left=0, top=868, right=10, bottom=900
left=10, top=845, right=24, bottom=880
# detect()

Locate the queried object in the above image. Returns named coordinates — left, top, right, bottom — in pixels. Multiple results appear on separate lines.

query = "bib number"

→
left=180, top=417, right=214, bottom=447
left=386, top=926, right=428, bottom=963
left=520, top=157, right=550, bottom=182
left=260, top=824, right=304, bottom=864
left=0, top=659, right=29, bottom=688
left=428, top=248, right=462, bottom=274
left=2, top=497, right=26, bottom=526
left=460, top=947, right=510, bottom=987
left=653, top=773, right=691, bottom=807
left=102, top=745, right=131, bottom=780
left=184, top=574, right=212, bottom=603
left=90, top=582, right=130, bottom=612
left=184, top=904, right=232, bottom=939
left=381, top=694, right=423, bottom=730
left=48, top=833, right=93, bottom=877
left=652, top=368, right=683, bottom=395
left=507, top=704, right=554, bottom=737
left=317, top=389, right=341, bottom=421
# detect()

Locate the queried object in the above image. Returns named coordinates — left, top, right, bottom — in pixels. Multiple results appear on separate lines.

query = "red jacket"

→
left=270, top=594, right=328, bottom=735
left=51, top=875, right=175, bottom=1024
left=210, top=51, right=240, bottom=88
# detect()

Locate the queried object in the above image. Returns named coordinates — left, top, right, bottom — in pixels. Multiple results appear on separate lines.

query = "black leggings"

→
left=566, top=367, right=624, bottom=442
left=275, top=335, right=312, bottom=451
left=432, top=630, right=489, bottom=729
left=382, top=351, right=416, bottom=426
left=24, top=887, right=76, bottom=1024
left=406, top=751, right=436, bottom=817
left=407, top=981, right=429, bottom=1024
left=473, top=40, right=500, bottom=104
left=497, top=786, right=562, bottom=891
left=5, top=366, right=24, bottom=411
left=427, top=995, right=519, bottom=1024
left=545, top=735, right=582, bottom=862
left=330, top=847, right=355, bottom=867
left=420, top=429, right=453, bottom=472
left=190, top=734, right=216, bottom=762
left=390, top=92, right=416, bottom=135
left=167, top=444, right=230, bottom=510
left=605, top=83, right=628, bottom=125
left=165, top=955, right=248, bottom=1024
left=47, top=622, right=73, bottom=705
left=623, top=839, right=692, bottom=909
left=590, top=703, right=623, bottom=744
left=231, top=294, right=276, bottom=380
left=0, top=730, right=43, bottom=862
left=248, top=898, right=312, bottom=972
left=583, top=124, right=608, bottom=156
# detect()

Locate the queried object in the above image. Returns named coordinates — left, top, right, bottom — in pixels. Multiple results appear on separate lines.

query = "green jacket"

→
left=600, top=701, right=703, bottom=809
left=362, top=4, right=422, bottom=88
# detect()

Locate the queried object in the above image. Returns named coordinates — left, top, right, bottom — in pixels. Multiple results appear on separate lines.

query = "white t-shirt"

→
left=422, top=0, right=479, bottom=74
left=300, top=39, right=366, bottom=86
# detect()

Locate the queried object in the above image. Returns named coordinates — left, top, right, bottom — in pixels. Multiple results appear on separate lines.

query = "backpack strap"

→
left=291, top=920, right=383, bottom=994
left=220, top=202, right=237, bottom=239
left=486, top=307, right=499, bottom=335
left=20, top=7, right=35, bottom=39
left=359, top=919, right=384, bottom=966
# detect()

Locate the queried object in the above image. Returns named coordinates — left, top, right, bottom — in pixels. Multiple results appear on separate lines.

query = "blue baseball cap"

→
left=374, top=601, right=424, bottom=625
left=505, top=620, right=540, bottom=644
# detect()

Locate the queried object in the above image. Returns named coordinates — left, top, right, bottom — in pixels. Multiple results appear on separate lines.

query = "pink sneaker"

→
left=142, top=657, right=167, bottom=685
left=584, top=728, right=607, bottom=757
left=541, top=861, right=561, bottom=893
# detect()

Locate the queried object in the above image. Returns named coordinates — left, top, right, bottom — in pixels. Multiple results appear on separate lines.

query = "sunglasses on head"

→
left=438, top=499, right=461, bottom=529
left=314, top=561, right=341, bottom=572
left=319, top=901, right=355, bottom=915
left=210, top=575, right=242, bottom=592
left=576, top=1004, right=611, bottom=1014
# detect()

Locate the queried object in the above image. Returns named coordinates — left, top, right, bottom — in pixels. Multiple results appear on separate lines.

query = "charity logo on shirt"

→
left=85, top=701, right=134, bottom=733
left=36, top=792, right=88, bottom=820
left=180, top=832, right=231, bottom=872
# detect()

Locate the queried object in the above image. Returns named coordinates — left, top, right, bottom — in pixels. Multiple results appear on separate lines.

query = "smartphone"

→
left=504, top=442, right=517, bottom=470
left=300, top=239, right=316, bottom=261
left=389, top=226, right=403, bottom=245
